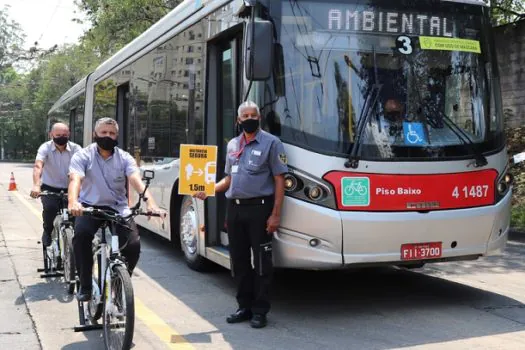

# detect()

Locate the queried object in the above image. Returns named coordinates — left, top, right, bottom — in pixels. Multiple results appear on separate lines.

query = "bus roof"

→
left=48, top=75, right=88, bottom=114
left=444, top=0, right=488, bottom=6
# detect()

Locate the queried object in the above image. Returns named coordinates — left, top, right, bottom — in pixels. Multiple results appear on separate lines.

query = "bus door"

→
left=206, top=34, right=242, bottom=253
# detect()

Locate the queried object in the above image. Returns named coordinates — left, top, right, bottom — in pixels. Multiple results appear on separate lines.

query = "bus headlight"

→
left=284, top=168, right=336, bottom=209
left=495, top=167, right=513, bottom=202
left=306, top=185, right=324, bottom=201
left=284, top=173, right=301, bottom=192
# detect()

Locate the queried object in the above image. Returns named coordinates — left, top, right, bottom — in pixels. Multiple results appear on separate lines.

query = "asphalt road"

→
left=1, top=162, right=525, bottom=350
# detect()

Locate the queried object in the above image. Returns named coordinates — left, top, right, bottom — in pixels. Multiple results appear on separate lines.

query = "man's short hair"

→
left=237, top=100, right=260, bottom=116
left=94, top=117, right=119, bottom=132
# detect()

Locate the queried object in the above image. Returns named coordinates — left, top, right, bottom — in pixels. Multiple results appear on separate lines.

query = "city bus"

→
left=48, top=0, right=511, bottom=271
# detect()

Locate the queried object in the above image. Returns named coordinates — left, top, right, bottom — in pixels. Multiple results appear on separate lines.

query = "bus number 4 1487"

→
left=452, top=185, right=489, bottom=199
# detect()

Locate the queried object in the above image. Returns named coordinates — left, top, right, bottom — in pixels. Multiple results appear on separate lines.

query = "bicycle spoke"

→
left=105, top=272, right=127, bottom=349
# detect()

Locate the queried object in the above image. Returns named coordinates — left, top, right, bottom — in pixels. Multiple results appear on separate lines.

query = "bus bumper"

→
left=273, top=191, right=510, bottom=269
left=340, top=190, right=511, bottom=265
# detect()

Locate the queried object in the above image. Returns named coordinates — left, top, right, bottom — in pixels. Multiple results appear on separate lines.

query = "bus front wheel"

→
left=179, top=195, right=210, bottom=271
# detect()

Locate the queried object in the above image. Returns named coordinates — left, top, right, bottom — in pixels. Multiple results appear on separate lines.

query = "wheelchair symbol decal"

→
left=403, top=122, right=427, bottom=146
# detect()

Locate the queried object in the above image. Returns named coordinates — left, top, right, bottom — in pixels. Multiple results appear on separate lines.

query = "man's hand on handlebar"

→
left=145, top=203, right=166, bottom=220
left=30, top=185, right=41, bottom=199
left=69, top=200, right=84, bottom=217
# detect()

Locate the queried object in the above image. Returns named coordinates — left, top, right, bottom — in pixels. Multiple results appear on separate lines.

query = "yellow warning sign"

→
left=178, top=144, right=218, bottom=196
left=419, top=36, right=481, bottom=54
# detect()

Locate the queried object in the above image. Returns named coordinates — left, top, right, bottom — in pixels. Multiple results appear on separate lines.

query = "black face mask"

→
left=53, top=136, right=68, bottom=146
left=240, top=118, right=259, bottom=134
left=94, top=135, right=118, bottom=151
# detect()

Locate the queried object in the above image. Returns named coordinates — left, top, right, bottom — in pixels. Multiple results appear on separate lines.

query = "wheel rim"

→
left=105, top=273, right=127, bottom=349
left=180, top=199, right=198, bottom=255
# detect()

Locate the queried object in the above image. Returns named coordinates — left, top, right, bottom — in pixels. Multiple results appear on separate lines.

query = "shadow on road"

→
left=16, top=277, right=76, bottom=304
left=135, top=228, right=525, bottom=349
left=61, top=331, right=103, bottom=350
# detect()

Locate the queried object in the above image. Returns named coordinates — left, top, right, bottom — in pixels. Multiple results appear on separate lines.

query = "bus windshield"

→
left=268, top=0, right=504, bottom=160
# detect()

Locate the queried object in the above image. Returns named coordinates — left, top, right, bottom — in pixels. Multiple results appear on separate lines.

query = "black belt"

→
left=230, top=196, right=273, bottom=206
left=41, top=183, right=68, bottom=193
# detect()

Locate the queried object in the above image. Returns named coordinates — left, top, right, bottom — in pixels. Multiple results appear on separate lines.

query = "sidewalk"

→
left=0, top=225, right=41, bottom=349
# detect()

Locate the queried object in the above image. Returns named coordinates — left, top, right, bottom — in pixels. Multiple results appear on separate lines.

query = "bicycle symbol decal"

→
left=341, top=177, right=370, bottom=207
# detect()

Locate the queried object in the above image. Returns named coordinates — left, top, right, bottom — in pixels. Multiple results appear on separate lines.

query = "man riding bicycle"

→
left=68, top=117, right=162, bottom=301
left=31, top=122, right=81, bottom=247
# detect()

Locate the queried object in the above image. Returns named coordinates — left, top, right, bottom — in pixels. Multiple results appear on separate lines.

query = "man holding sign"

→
left=194, top=101, right=287, bottom=328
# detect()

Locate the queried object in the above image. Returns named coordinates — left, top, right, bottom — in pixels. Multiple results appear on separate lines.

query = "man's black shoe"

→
left=76, top=287, right=92, bottom=302
left=226, top=309, right=252, bottom=323
left=250, top=314, right=267, bottom=329
left=41, top=233, right=52, bottom=247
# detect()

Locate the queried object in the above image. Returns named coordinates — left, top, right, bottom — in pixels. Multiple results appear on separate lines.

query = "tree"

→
left=74, top=0, right=181, bottom=57
left=485, top=0, right=525, bottom=25
left=0, top=6, right=24, bottom=71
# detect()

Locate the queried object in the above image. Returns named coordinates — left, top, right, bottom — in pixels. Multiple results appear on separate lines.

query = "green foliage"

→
left=0, top=6, right=24, bottom=71
left=485, top=0, right=525, bottom=25
left=74, top=0, right=180, bottom=58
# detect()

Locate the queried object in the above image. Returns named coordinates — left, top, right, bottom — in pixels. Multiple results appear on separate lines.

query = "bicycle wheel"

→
left=61, top=227, right=76, bottom=294
left=88, top=253, right=104, bottom=321
left=103, top=265, right=134, bottom=350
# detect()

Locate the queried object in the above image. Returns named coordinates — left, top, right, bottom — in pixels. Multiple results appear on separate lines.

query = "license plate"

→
left=400, top=242, right=442, bottom=261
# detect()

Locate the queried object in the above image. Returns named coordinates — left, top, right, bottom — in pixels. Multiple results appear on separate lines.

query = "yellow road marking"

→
left=135, top=299, right=195, bottom=349
left=8, top=189, right=194, bottom=349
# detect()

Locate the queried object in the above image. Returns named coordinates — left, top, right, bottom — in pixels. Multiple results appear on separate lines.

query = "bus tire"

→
left=179, top=195, right=210, bottom=271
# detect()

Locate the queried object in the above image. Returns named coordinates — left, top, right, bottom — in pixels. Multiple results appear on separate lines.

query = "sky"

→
left=0, top=0, right=90, bottom=50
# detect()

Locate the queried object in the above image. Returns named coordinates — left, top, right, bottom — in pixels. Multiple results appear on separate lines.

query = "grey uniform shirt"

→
left=69, top=143, right=138, bottom=216
left=225, top=130, right=288, bottom=199
left=36, top=140, right=81, bottom=189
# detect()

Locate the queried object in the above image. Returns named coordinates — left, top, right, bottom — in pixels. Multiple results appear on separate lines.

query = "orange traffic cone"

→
left=8, top=172, right=17, bottom=191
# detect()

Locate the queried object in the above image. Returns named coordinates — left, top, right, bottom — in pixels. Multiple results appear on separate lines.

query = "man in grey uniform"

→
left=68, top=117, right=162, bottom=301
left=194, top=101, right=288, bottom=328
left=30, top=122, right=81, bottom=246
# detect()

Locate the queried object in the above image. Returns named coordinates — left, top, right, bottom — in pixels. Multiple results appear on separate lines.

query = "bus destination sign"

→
left=326, top=9, right=455, bottom=37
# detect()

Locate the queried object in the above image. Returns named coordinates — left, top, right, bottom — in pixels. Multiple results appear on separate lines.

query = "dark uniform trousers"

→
left=41, top=184, right=67, bottom=237
left=73, top=205, right=141, bottom=289
left=227, top=197, right=274, bottom=315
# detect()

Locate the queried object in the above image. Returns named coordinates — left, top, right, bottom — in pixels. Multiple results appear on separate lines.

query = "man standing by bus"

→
left=194, top=101, right=288, bottom=329
left=30, top=122, right=81, bottom=247
left=68, top=117, right=162, bottom=301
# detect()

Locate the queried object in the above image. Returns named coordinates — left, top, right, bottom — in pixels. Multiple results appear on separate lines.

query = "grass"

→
left=511, top=205, right=525, bottom=232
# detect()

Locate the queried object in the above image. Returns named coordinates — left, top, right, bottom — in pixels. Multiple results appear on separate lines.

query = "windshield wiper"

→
left=344, top=83, right=383, bottom=169
left=441, top=114, right=488, bottom=167
left=424, top=104, right=487, bottom=167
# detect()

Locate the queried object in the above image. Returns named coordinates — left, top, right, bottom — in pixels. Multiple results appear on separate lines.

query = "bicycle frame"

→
left=92, top=219, right=128, bottom=313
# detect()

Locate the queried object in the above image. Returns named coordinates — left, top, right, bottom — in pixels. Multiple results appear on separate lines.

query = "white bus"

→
left=49, top=0, right=511, bottom=271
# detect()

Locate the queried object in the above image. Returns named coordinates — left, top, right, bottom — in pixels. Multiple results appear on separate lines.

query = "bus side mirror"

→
left=273, top=43, right=285, bottom=97
left=245, top=20, right=274, bottom=81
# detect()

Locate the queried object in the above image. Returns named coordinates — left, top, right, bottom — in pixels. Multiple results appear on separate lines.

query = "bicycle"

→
left=37, top=191, right=76, bottom=294
left=74, top=170, right=160, bottom=350
left=343, top=182, right=368, bottom=196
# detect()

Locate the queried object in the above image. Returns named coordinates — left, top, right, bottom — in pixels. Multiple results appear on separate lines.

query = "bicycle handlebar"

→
left=70, top=207, right=162, bottom=223
left=38, top=191, right=67, bottom=199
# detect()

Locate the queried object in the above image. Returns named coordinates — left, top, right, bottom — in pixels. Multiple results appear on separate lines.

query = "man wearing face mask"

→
left=194, top=101, right=288, bottom=328
left=68, top=117, right=163, bottom=301
left=31, top=122, right=81, bottom=247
